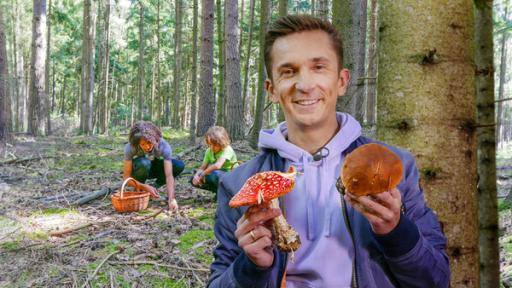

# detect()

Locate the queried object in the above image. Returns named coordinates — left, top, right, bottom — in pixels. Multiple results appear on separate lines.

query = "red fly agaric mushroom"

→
left=229, top=166, right=301, bottom=252
left=341, top=143, right=403, bottom=197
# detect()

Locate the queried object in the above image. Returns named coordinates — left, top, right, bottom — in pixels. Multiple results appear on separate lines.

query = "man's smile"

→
left=294, top=99, right=321, bottom=106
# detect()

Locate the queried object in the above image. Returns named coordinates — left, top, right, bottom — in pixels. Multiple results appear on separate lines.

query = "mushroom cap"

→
left=341, top=143, right=403, bottom=196
left=229, top=166, right=297, bottom=208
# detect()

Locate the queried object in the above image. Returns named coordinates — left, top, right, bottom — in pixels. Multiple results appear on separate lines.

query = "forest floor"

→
left=0, top=124, right=258, bottom=288
left=1, top=121, right=512, bottom=287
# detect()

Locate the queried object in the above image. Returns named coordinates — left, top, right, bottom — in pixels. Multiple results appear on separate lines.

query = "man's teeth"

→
left=296, top=99, right=319, bottom=105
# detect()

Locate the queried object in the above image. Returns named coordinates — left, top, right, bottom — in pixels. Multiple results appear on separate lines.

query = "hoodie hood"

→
left=258, top=112, right=362, bottom=162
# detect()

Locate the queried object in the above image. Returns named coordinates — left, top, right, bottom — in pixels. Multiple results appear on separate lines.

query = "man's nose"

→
left=294, top=71, right=314, bottom=92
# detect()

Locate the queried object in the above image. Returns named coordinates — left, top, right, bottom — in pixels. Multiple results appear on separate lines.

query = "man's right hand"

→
left=234, top=206, right=281, bottom=268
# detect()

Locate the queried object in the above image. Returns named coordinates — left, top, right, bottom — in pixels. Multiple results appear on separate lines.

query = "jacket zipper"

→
left=337, top=178, right=358, bottom=288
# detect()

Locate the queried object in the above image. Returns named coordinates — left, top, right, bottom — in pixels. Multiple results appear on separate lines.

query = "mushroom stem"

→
left=270, top=198, right=301, bottom=252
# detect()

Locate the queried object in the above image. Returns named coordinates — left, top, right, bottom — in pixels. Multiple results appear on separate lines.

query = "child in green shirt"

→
left=191, top=126, right=238, bottom=196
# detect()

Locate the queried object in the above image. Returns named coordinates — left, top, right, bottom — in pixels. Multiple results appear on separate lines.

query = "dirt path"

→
left=0, top=133, right=257, bottom=287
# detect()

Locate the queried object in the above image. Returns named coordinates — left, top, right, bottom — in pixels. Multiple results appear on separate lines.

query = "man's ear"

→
left=337, top=69, right=351, bottom=97
left=265, top=79, right=279, bottom=103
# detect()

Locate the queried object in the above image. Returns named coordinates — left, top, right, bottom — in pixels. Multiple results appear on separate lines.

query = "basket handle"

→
left=120, top=177, right=139, bottom=199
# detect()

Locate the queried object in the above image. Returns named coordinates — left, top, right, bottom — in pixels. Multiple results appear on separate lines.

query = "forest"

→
left=0, top=0, right=511, bottom=287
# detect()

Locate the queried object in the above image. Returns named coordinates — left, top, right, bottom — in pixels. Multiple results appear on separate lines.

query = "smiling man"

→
left=208, top=15, right=449, bottom=288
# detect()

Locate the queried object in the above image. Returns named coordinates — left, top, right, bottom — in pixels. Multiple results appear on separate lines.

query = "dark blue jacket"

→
left=208, top=136, right=450, bottom=287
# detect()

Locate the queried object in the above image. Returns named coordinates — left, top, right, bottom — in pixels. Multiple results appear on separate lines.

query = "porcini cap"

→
left=341, top=143, right=403, bottom=196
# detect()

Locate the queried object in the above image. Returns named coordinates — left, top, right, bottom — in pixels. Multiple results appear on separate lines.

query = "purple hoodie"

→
left=258, top=112, right=361, bottom=287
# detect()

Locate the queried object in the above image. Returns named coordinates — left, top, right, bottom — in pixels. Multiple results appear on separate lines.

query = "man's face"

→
left=266, top=30, right=350, bottom=130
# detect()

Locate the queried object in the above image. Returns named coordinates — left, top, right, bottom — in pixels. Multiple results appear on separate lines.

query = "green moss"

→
left=177, top=229, right=215, bottom=265
left=0, top=216, right=18, bottom=229
left=161, top=129, right=189, bottom=141
left=177, top=230, right=214, bottom=253
left=32, top=207, right=77, bottom=216
left=187, top=208, right=215, bottom=225
left=24, top=230, right=49, bottom=241
left=146, top=276, right=187, bottom=287
left=12, top=271, right=31, bottom=286
left=499, top=198, right=512, bottom=212
left=1, top=241, right=19, bottom=251
left=99, top=242, right=126, bottom=256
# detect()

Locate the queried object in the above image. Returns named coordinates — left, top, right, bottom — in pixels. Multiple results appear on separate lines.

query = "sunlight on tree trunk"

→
left=29, top=0, right=47, bottom=136
left=377, top=1, right=478, bottom=286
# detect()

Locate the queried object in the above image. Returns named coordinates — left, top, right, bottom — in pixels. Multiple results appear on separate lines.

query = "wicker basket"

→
left=111, top=177, right=150, bottom=213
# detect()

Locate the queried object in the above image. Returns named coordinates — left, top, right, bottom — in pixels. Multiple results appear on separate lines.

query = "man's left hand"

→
left=344, top=188, right=402, bottom=235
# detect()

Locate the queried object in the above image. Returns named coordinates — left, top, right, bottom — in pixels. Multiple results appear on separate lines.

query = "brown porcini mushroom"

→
left=341, top=143, right=403, bottom=196
left=229, top=166, right=301, bottom=252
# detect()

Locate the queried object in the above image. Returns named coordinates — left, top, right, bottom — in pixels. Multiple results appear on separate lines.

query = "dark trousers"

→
left=190, top=170, right=225, bottom=197
left=132, top=157, right=185, bottom=186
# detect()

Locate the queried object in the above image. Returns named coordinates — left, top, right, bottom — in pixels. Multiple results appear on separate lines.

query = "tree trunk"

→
left=497, top=5, right=508, bottom=149
left=278, top=0, right=287, bottom=16
left=11, top=0, right=20, bottom=132
left=60, top=76, right=66, bottom=116
left=44, top=0, right=51, bottom=135
left=475, top=1, right=499, bottom=286
left=99, top=0, right=110, bottom=134
left=249, top=0, right=269, bottom=148
left=150, top=56, right=156, bottom=122
left=80, top=0, right=95, bottom=135
left=224, top=0, right=244, bottom=140
left=377, top=2, right=478, bottom=286
left=189, top=0, right=198, bottom=143
left=0, top=10, right=11, bottom=144
left=333, top=0, right=366, bottom=123
left=197, top=0, right=215, bottom=136
left=216, top=0, right=225, bottom=126
left=276, top=0, right=287, bottom=123
left=366, top=0, right=378, bottom=129
left=173, top=0, right=183, bottom=128
left=28, top=0, right=47, bottom=136
left=317, top=0, right=328, bottom=20
left=23, top=52, right=29, bottom=131
left=137, top=3, right=144, bottom=121
left=241, top=0, right=255, bottom=118
left=239, top=0, right=244, bottom=53
left=156, top=0, right=162, bottom=124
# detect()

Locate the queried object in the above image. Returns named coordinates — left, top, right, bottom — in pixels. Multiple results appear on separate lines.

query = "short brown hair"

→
left=205, top=126, right=231, bottom=148
left=264, top=14, right=344, bottom=80
left=129, top=121, right=162, bottom=148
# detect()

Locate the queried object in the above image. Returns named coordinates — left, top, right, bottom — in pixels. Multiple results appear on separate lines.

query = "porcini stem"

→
left=270, top=198, right=301, bottom=252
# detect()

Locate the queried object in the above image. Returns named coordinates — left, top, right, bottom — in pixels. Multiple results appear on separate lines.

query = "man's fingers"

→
left=235, top=208, right=280, bottom=239
left=237, top=225, right=273, bottom=247
left=345, top=194, right=395, bottom=221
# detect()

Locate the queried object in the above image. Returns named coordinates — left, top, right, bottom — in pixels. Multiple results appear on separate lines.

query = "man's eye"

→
left=314, top=65, right=325, bottom=70
left=281, top=69, right=294, bottom=76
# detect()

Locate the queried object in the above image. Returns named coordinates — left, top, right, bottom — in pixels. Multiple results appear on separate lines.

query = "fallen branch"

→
left=0, top=227, right=21, bottom=241
left=82, top=250, right=121, bottom=288
left=175, top=144, right=202, bottom=159
left=38, top=191, right=92, bottom=202
left=131, top=208, right=164, bottom=222
left=108, top=260, right=210, bottom=272
left=0, top=155, right=54, bottom=165
left=49, top=223, right=93, bottom=237
left=73, top=185, right=119, bottom=206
